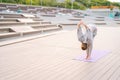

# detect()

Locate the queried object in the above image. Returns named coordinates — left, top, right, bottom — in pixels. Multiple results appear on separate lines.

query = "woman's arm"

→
left=82, top=23, right=88, bottom=29
left=77, top=20, right=88, bottom=29
left=77, top=20, right=84, bottom=28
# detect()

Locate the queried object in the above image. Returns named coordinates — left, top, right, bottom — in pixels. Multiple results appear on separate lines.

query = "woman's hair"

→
left=81, top=43, right=87, bottom=50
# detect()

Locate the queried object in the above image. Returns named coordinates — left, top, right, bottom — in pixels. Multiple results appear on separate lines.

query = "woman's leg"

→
left=86, top=42, right=93, bottom=60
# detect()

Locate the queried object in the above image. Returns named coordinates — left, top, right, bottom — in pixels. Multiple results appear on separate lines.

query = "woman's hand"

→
left=77, top=20, right=88, bottom=29
left=77, top=20, right=84, bottom=28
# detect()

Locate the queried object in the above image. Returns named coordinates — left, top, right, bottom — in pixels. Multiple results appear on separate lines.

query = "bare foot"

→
left=85, top=56, right=91, bottom=60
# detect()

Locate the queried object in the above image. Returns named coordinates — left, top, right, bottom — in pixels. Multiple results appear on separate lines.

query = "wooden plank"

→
left=79, top=49, right=120, bottom=80
left=117, top=76, right=120, bottom=80
left=108, top=66, right=120, bottom=80
left=90, top=55, right=120, bottom=80
left=65, top=51, right=115, bottom=80
left=75, top=50, right=119, bottom=80
left=0, top=33, right=20, bottom=39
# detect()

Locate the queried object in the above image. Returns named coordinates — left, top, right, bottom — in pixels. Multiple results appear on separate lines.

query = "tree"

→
left=1, top=0, right=120, bottom=10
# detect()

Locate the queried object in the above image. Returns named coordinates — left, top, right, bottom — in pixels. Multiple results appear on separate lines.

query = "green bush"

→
left=73, top=2, right=86, bottom=10
left=1, top=0, right=120, bottom=10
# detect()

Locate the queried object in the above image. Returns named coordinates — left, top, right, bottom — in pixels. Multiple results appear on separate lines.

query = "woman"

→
left=77, top=21, right=97, bottom=60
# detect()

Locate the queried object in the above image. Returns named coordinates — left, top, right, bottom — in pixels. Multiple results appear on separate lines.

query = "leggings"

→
left=86, top=40, right=93, bottom=56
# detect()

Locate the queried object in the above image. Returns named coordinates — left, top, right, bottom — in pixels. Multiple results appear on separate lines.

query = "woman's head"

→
left=81, top=43, right=87, bottom=50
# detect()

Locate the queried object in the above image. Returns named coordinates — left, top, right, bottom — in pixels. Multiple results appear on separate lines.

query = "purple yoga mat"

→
left=74, top=50, right=111, bottom=62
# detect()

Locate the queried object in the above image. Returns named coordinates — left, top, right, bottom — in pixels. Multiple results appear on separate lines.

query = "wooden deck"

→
left=0, top=26, right=120, bottom=80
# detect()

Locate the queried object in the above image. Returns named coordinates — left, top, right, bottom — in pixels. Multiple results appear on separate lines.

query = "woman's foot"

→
left=86, top=55, right=91, bottom=60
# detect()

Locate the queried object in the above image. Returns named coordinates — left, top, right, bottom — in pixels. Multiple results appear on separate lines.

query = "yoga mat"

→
left=74, top=50, right=110, bottom=62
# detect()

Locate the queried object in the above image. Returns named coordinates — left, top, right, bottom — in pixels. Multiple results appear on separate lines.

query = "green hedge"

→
left=1, top=0, right=120, bottom=10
